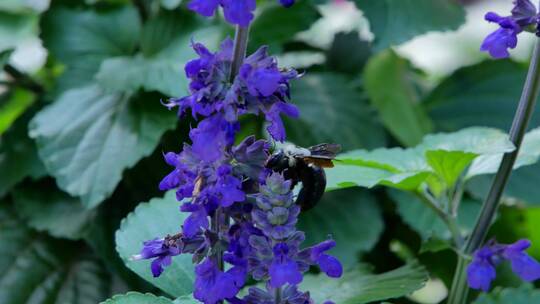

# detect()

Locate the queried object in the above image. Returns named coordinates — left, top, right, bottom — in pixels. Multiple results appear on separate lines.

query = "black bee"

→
left=265, top=143, right=341, bottom=211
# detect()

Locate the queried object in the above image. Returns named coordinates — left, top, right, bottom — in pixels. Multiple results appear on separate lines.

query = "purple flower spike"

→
left=132, top=237, right=181, bottom=277
left=481, top=0, right=539, bottom=59
left=269, top=243, right=303, bottom=287
left=467, top=239, right=540, bottom=292
left=194, top=259, right=242, bottom=304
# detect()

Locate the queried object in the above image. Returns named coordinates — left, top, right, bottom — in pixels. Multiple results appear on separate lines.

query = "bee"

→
left=265, top=143, right=341, bottom=211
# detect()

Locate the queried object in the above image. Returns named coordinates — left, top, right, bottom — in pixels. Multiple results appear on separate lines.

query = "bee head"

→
left=265, top=150, right=295, bottom=172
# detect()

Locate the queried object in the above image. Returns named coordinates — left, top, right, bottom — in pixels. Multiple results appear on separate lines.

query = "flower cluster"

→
left=481, top=0, right=539, bottom=59
left=134, top=38, right=342, bottom=304
left=467, top=239, right=540, bottom=291
left=187, top=0, right=295, bottom=27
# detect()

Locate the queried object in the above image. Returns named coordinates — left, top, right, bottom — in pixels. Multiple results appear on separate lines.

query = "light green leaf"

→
left=390, top=190, right=480, bottom=242
left=12, top=182, right=96, bottom=240
left=298, top=189, right=383, bottom=267
left=160, top=0, right=183, bottom=10
left=41, top=6, right=140, bottom=92
left=356, top=0, right=465, bottom=50
left=97, top=21, right=222, bottom=97
left=301, top=261, right=428, bottom=304
left=0, top=11, right=37, bottom=52
left=29, top=85, right=176, bottom=208
left=0, top=0, right=48, bottom=13
left=425, top=150, right=476, bottom=188
left=0, top=88, right=35, bottom=136
left=364, top=50, right=433, bottom=146
left=0, top=205, right=112, bottom=303
left=473, top=285, right=540, bottom=304
left=101, top=292, right=174, bottom=304
left=249, top=1, right=320, bottom=53
left=116, top=192, right=195, bottom=297
left=286, top=72, right=387, bottom=151
left=0, top=114, right=45, bottom=197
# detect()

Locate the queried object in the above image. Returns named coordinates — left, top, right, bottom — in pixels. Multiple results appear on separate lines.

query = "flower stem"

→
left=447, top=38, right=540, bottom=304
left=275, top=286, right=283, bottom=304
left=229, top=26, right=250, bottom=82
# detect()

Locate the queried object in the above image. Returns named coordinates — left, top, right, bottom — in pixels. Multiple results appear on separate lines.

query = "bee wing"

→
left=308, top=143, right=341, bottom=158
left=302, top=157, right=335, bottom=168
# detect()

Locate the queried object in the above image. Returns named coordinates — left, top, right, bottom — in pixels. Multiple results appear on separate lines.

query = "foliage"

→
left=1, top=0, right=539, bottom=303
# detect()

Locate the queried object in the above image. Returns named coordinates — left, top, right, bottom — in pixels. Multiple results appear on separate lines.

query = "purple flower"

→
left=467, top=239, right=540, bottom=291
left=481, top=0, right=539, bottom=59
left=243, top=285, right=311, bottom=304
left=269, top=243, right=303, bottom=287
left=132, top=237, right=181, bottom=277
left=194, top=259, right=243, bottom=303
left=187, top=0, right=294, bottom=26
left=307, top=240, right=343, bottom=278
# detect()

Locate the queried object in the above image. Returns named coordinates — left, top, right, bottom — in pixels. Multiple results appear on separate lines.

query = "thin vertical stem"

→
left=229, top=26, right=250, bottom=82
left=275, top=286, right=283, bottom=304
left=447, top=38, right=540, bottom=304
left=210, top=24, right=250, bottom=277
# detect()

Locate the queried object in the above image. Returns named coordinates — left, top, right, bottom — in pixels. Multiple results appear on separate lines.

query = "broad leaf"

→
left=0, top=114, right=45, bottom=197
left=389, top=190, right=480, bottom=243
left=249, top=1, right=320, bottom=53
left=286, top=72, right=387, bottom=150
left=301, top=262, right=428, bottom=304
left=0, top=11, right=37, bottom=52
left=101, top=292, right=174, bottom=304
left=364, top=50, right=433, bottom=146
left=97, top=12, right=222, bottom=97
left=426, top=61, right=540, bottom=205
left=116, top=191, right=195, bottom=297
left=298, top=189, right=383, bottom=266
left=329, top=127, right=514, bottom=192
left=326, top=31, right=371, bottom=74
left=29, top=86, right=176, bottom=208
left=12, top=182, right=96, bottom=240
left=356, top=0, right=465, bottom=50
left=41, top=6, right=140, bottom=92
left=474, top=285, right=540, bottom=304
left=0, top=205, right=112, bottom=303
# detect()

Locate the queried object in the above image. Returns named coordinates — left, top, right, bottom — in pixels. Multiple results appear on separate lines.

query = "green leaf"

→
left=0, top=114, right=45, bottom=197
left=473, top=285, right=540, bottom=304
left=389, top=190, right=480, bottom=242
left=0, top=48, right=13, bottom=67
left=249, top=1, right=320, bottom=53
left=364, top=50, right=433, bottom=146
left=29, top=86, right=176, bottom=208
left=326, top=31, right=371, bottom=74
left=356, top=0, right=465, bottom=50
left=12, top=182, right=96, bottom=240
left=0, top=11, right=37, bottom=52
left=160, top=0, right=183, bottom=10
left=116, top=192, right=195, bottom=297
left=0, top=205, right=112, bottom=303
left=286, top=72, right=387, bottom=151
left=301, top=261, right=428, bottom=304
left=0, top=88, right=35, bottom=135
left=101, top=292, right=174, bottom=304
left=41, top=6, right=140, bottom=92
left=298, top=189, right=383, bottom=267
left=425, top=61, right=540, bottom=205
left=97, top=12, right=222, bottom=97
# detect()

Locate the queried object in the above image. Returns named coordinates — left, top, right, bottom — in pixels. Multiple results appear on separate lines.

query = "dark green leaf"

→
left=0, top=114, right=45, bottom=197
left=389, top=190, right=480, bottom=242
left=41, top=6, right=140, bottom=92
left=0, top=48, right=13, bottom=68
left=286, top=72, right=387, bottom=150
left=364, top=50, right=433, bottom=146
left=298, top=189, right=383, bottom=267
left=473, top=285, right=540, bottom=304
left=29, top=86, right=176, bottom=208
left=13, top=181, right=96, bottom=240
left=326, top=31, right=371, bottom=74
left=116, top=192, right=195, bottom=297
left=249, top=1, right=320, bottom=53
left=356, top=0, right=465, bottom=50
left=301, top=261, right=428, bottom=304
left=101, top=292, right=174, bottom=304
left=0, top=205, right=112, bottom=303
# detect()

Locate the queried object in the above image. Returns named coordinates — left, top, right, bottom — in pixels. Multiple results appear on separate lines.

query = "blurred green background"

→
left=1, top=0, right=540, bottom=303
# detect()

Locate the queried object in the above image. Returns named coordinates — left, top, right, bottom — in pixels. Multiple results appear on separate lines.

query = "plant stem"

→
left=229, top=26, right=250, bottom=82
left=3, top=64, right=43, bottom=93
left=417, top=191, right=463, bottom=248
left=447, top=38, right=540, bottom=304
left=210, top=23, right=250, bottom=279
left=275, top=286, right=283, bottom=304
